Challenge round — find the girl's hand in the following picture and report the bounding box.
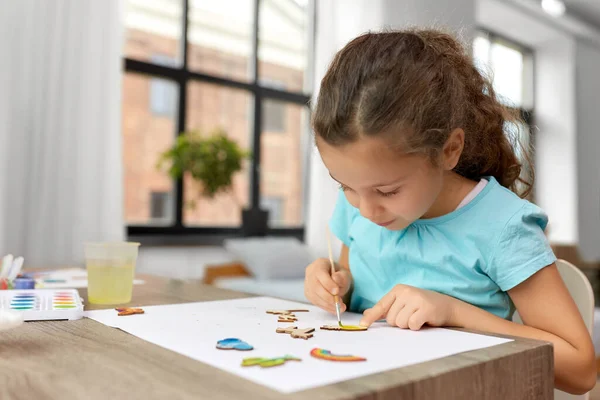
[359,284,457,329]
[304,258,352,314]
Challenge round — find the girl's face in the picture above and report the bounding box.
[317,135,449,231]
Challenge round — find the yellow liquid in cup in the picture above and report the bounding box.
[87,260,135,304]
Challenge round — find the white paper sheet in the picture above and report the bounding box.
[31,268,145,289]
[85,296,511,393]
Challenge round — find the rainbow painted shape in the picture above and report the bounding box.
[241,355,301,368]
[310,348,366,362]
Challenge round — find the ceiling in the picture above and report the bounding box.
[564,0,600,29]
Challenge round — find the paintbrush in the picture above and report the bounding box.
[326,228,343,327]
[0,254,14,279]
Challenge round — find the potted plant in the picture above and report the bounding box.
[157,129,269,236]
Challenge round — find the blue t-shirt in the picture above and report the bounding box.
[329,176,557,320]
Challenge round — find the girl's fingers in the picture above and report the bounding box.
[407,309,427,331]
[385,298,406,326]
[316,268,340,296]
[395,305,419,329]
[360,291,397,326]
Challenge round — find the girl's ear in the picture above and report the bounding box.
[442,128,464,170]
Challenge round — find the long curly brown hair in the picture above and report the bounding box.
[312,29,533,198]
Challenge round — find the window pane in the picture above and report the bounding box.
[188,0,254,82]
[124,0,183,66]
[259,0,310,93]
[473,34,490,74]
[261,101,307,227]
[184,82,252,226]
[122,73,178,225]
[263,99,286,132]
[490,41,524,107]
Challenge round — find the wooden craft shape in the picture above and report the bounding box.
[320,324,368,331]
[266,309,309,315]
[115,307,145,316]
[276,325,315,340]
[277,314,298,323]
[310,348,366,362]
[241,355,301,368]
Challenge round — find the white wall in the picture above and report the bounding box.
[535,36,579,244]
[305,0,476,257]
[575,41,600,261]
[0,17,8,253]
[383,0,475,39]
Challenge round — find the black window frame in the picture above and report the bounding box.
[125,0,314,245]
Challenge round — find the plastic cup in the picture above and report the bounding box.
[84,242,140,305]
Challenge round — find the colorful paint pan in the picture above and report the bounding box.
[0,289,83,321]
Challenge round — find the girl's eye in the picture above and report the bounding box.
[377,189,399,197]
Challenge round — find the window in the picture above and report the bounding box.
[263,99,286,132]
[260,196,284,226]
[473,31,534,109]
[474,30,535,197]
[150,78,177,117]
[122,0,314,241]
[150,192,172,221]
[150,55,178,116]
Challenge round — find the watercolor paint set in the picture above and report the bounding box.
[0,289,84,321]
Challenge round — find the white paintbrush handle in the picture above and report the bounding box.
[0,254,14,279]
[7,257,24,281]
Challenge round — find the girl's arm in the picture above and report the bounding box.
[449,263,596,394]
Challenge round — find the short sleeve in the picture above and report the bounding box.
[329,190,358,247]
[486,203,557,291]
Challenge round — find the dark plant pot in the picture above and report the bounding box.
[241,208,269,237]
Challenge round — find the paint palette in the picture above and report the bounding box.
[0,289,83,321]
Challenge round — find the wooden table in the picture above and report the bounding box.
[0,274,553,400]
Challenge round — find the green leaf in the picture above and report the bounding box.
[156,128,251,203]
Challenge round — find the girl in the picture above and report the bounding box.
[304,29,596,394]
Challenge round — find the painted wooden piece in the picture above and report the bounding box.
[216,338,253,351]
[320,324,368,331]
[310,348,366,362]
[241,355,301,368]
[115,307,145,316]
